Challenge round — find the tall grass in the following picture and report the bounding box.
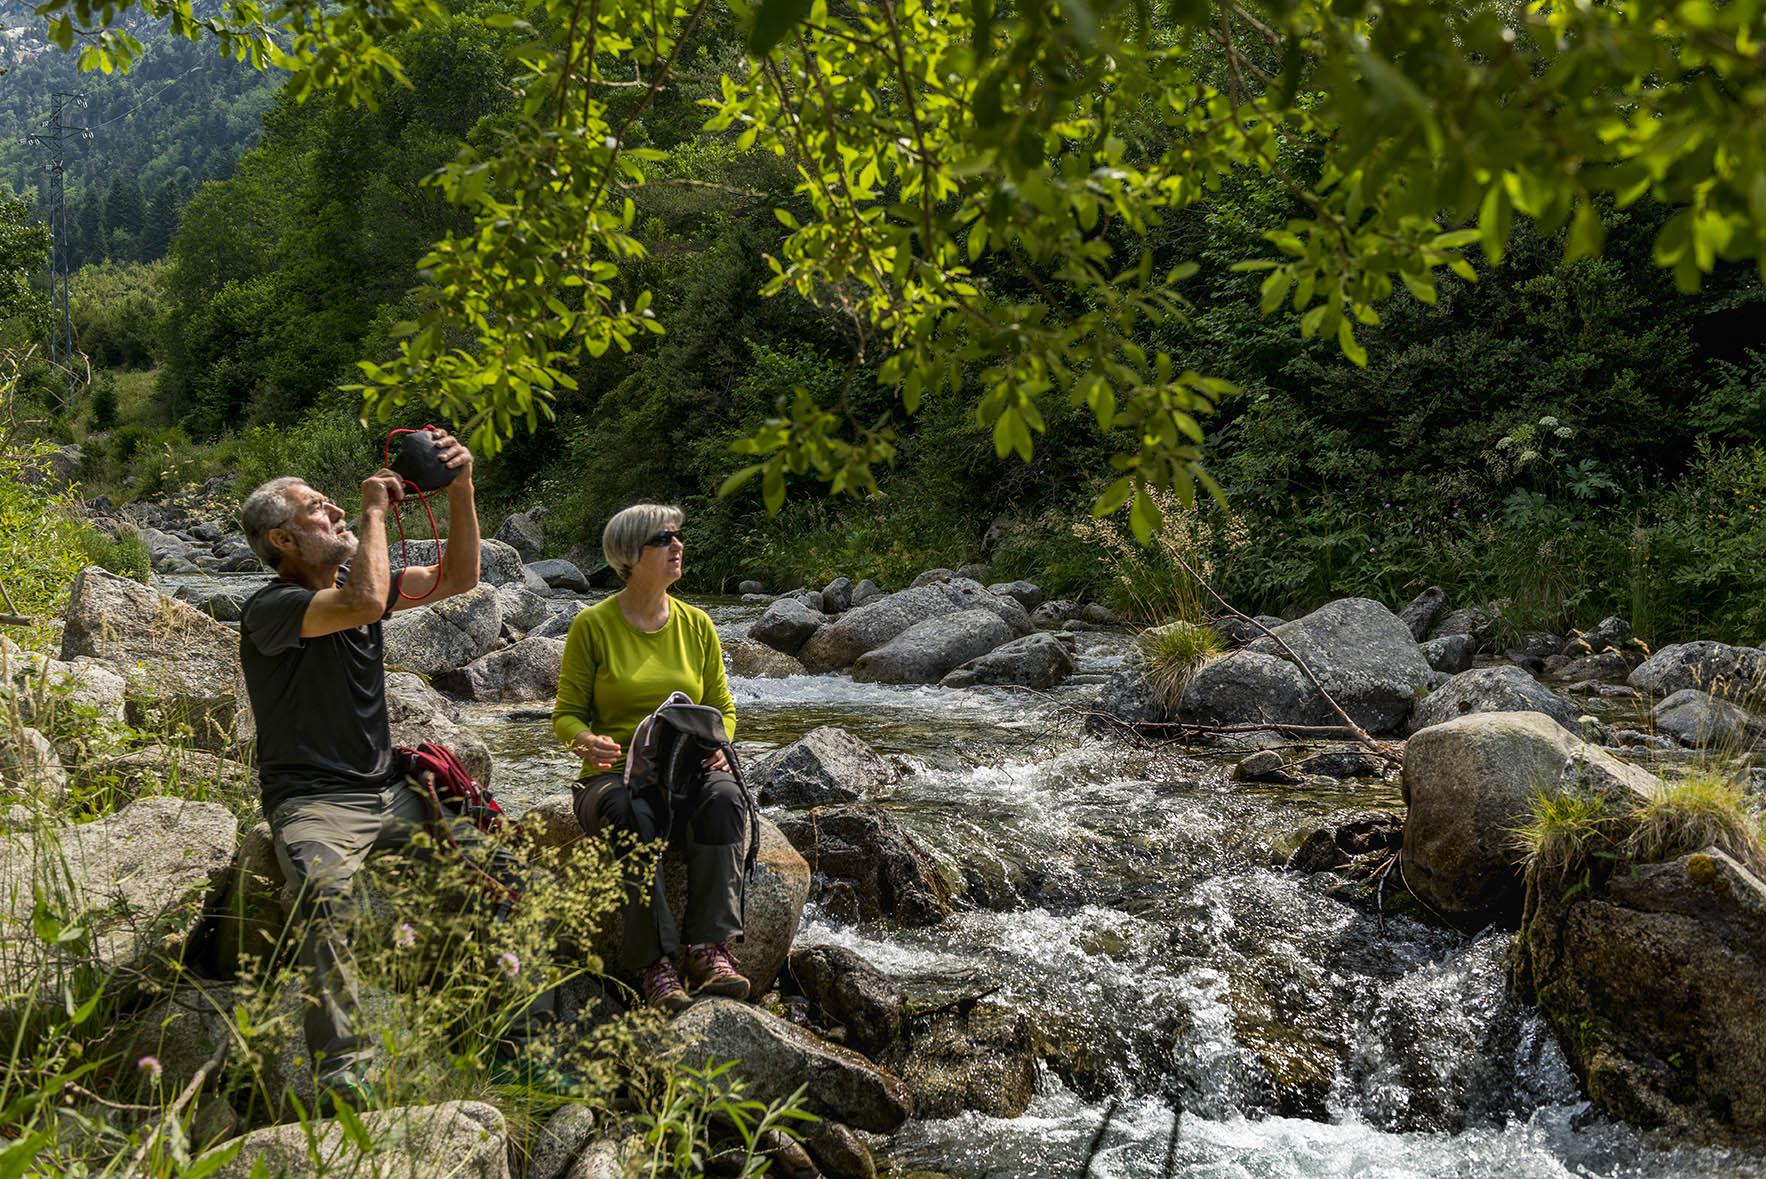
[1138,621,1224,715]
[1518,769,1766,883]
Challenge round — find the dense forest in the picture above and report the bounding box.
[5,2,1766,644]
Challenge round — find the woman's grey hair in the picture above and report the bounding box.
[602,503,683,581]
[240,476,306,569]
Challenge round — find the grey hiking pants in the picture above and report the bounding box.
[573,770,747,973]
[269,780,553,1082]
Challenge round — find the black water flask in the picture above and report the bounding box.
[389,428,460,493]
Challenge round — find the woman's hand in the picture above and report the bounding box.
[571,730,622,771]
[702,748,729,772]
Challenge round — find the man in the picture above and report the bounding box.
[237,429,547,1104]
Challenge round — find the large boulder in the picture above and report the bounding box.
[786,943,906,1058]
[77,744,252,802]
[987,581,1044,612]
[852,610,1015,685]
[433,636,566,702]
[495,584,554,634]
[1513,846,1766,1139]
[1420,634,1476,676]
[664,999,912,1133]
[1177,651,1329,729]
[1652,688,1766,750]
[752,727,895,808]
[60,566,246,752]
[1246,598,1432,734]
[0,797,237,1011]
[390,537,545,590]
[204,1101,510,1179]
[941,632,1075,690]
[848,579,884,608]
[0,726,66,797]
[775,805,952,927]
[1628,641,1766,698]
[1398,586,1446,641]
[723,639,806,679]
[821,577,854,614]
[1408,666,1582,735]
[799,581,1027,673]
[1429,604,1499,648]
[1087,653,1169,732]
[384,584,502,677]
[385,672,494,785]
[521,798,808,996]
[528,559,591,595]
[2,650,127,732]
[750,599,828,658]
[1566,615,1633,656]
[1401,712,1659,925]
[494,506,547,562]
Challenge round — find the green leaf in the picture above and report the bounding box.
[1337,318,1367,367]
[1093,476,1134,517]
[748,0,813,55]
[1478,183,1512,266]
[0,1132,54,1179]
[1259,269,1292,315]
[717,464,764,498]
[1128,486,1161,544]
[1564,200,1605,263]
[1400,271,1436,305]
[182,1142,245,1179]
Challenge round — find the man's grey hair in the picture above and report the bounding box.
[240,476,306,569]
[602,503,683,581]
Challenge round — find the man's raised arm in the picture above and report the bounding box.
[391,429,478,609]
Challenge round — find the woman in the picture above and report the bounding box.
[552,503,747,1012]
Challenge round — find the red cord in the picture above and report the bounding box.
[383,426,446,602]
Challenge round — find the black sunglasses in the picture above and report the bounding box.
[643,529,685,548]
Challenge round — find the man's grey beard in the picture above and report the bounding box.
[294,527,358,567]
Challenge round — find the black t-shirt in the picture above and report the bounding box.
[239,569,404,815]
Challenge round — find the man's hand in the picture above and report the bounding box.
[361,468,405,512]
[427,428,473,480]
[702,749,730,772]
[572,731,622,771]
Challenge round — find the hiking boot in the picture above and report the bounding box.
[684,942,750,1000]
[639,957,692,1013]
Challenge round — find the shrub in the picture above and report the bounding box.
[1137,620,1224,715]
[0,443,93,644]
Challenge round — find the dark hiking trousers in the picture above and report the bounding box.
[269,780,554,1083]
[573,769,747,973]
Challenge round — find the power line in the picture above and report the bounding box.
[85,62,206,133]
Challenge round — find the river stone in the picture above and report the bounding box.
[821,577,853,613]
[987,580,1044,612]
[385,672,494,785]
[0,726,66,797]
[776,805,953,927]
[849,579,883,607]
[528,1104,598,1179]
[877,1003,1035,1120]
[1408,666,1581,735]
[1566,616,1633,656]
[1214,614,1287,648]
[391,536,546,591]
[664,998,913,1132]
[1087,654,1169,732]
[738,579,768,595]
[521,798,807,996]
[495,584,554,634]
[1177,651,1329,729]
[911,569,954,587]
[1401,712,1660,925]
[1513,846,1766,1139]
[724,638,806,679]
[786,943,907,1057]
[433,636,565,702]
[203,1100,509,1178]
[1233,749,1295,784]
[1421,634,1476,675]
[60,565,247,752]
[1296,748,1388,780]
[802,1121,875,1179]
[1652,688,1766,750]
[1628,640,1766,698]
[753,726,895,808]
[941,632,1075,690]
[799,586,957,672]
[1429,604,1499,647]
[494,507,547,561]
[1246,597,1433,734]
[0,797,237,1011]
[1398,586,1446,641]
[1031,599,1081,627]
[750,599,828,657]
[384,584,503,676]
[529,559,591,594]
[852,609,1015,685]
[1548,650,1631,684]
[784,587,827,613]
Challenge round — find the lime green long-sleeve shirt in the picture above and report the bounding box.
[551,594,736,769]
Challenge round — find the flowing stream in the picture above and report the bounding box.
[166,573,1766,1177]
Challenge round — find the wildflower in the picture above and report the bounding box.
[394,923,416,950]
[498,951,521,978]
[138,1056,162,1084]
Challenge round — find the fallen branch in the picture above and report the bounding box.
[0,613,33,627]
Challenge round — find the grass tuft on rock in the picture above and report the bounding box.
[1138,620,1224,715]
[1514,788,1624,879]
[1626,771,1765,873]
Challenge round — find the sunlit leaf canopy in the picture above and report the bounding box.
[32,0,1766,538]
